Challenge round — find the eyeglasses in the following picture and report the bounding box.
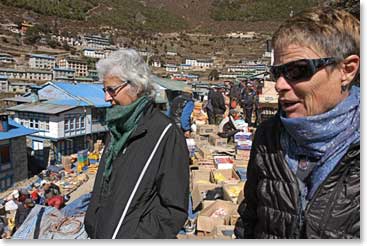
[102,81,129,97]
[269,57,337,83]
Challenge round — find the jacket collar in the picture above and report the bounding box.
[129,101,155,139]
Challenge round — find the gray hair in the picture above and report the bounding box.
[96,48,155,99]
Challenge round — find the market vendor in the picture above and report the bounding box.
[218,109,244,143]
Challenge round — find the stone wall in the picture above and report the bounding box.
[11,136,28,182]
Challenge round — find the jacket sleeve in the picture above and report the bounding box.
[181,101,194,131]
[134,126,190,238]
[235,133,260,239]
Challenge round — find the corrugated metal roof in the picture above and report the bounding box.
[30,54,55,60]
[52,82,111,108]
[0,119,38,141]
[151,76,188,91]
[7,102,78,114]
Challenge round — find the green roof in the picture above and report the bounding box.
[151,75,188,91]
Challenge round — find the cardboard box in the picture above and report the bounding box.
[196,200,238,233]
[230,212,240,226]
[197,125,217,136]
[211,168,240,185]
[223,182,245,204]
[211,225,235,239]
[201,200,216,210]
[194,135,209,142]
[191,183,222,210]
[233,159,249,169]
[191,169,212,190]
[197,145,213,160]
[235,149,250,156]
[214,156,234,170]
[208,134,227,147]
[62,156,72,171]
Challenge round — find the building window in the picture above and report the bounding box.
[64,119,69,131]
[70,118,74,130]
[80,116,85,129]
[0,145,10,164]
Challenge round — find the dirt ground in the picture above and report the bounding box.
[67,173,96,203]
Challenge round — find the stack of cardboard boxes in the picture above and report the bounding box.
[186,123,253,238]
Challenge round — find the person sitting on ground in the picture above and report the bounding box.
[14,198,34,232]
[46,195,70,210]
[218,109,244,143]
[42,182,61,200]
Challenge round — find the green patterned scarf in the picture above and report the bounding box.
[104,96,150,180]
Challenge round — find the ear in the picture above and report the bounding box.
[340,55,360,86]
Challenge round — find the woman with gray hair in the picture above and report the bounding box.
[235,7,359,239]
[84,48,190,239]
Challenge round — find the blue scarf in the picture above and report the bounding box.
[280,86,360,199]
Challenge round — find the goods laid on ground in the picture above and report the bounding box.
[182,121,255,239]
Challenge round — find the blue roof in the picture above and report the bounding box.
[0,119,38,141]
[30,54,55,60]
[0,75,8,80]
[52,82,111,107]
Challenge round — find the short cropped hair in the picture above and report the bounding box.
[272,7,359,61]
[96,48,155,99]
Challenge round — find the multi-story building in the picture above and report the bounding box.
[83,35,112,50]
[6,81,110,168]
[29,54,56,70]
[83,48,106,59]
[53,67,75,80]
[57,58,88,77]
[0,68,52,81]
[8,81,36,94]
[184,58,214,69]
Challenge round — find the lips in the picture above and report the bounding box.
[280,99,300,111]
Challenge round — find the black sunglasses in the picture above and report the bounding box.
[102,81,129,96]
[269,57,337,83]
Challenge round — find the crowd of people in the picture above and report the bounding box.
[0,180,70,238]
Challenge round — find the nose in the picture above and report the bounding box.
[275,76,292,93]
[104,92,113,102]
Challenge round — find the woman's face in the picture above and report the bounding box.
[103,74,137,106]
[274,44,346,118]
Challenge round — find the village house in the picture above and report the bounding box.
[6,82,110,170]
[164,64,178,73]
[28,54,56,70]
[0,113,37,191]
[57,58,88,77]
[8,81,36,94]
[184,58,214,70]
[0,68,52,81]
[82,48,106,59]
[0,75,8,92]
[0,53,16,64]
[53,67,75,80]
[83,35,112,50]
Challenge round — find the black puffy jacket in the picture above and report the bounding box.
[235,116,360,239]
